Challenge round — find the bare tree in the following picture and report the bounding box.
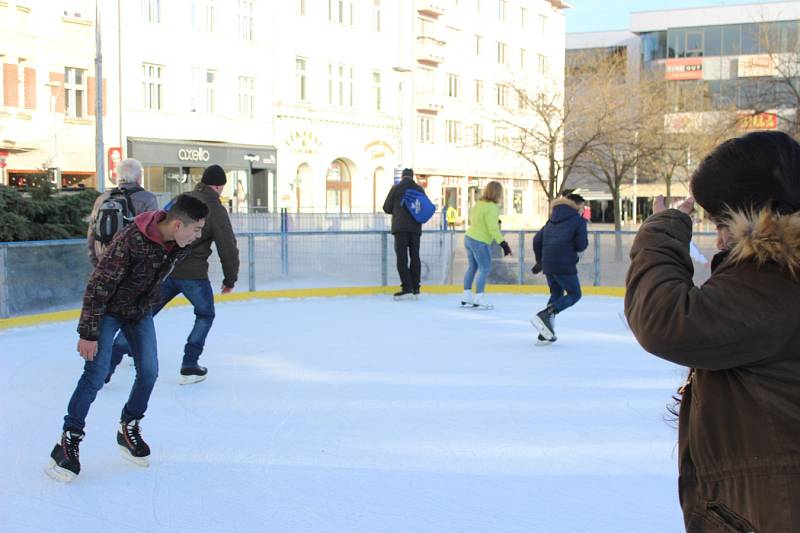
[482,51,629,202]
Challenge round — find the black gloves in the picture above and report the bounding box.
[500,241,512,256]
[531,263,542,274]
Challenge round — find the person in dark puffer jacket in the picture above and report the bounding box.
[383,168,425,299]
[530,194,589,343]
[46,194,207,483]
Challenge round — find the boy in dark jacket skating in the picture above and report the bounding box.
[46,194,207,483]
[531,194,589,343]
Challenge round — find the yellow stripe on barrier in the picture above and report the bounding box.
[0,285,625,331]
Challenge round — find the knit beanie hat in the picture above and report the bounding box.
[691,131,800,218]
[201,164,227,186]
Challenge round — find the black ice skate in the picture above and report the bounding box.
[117,418,150,467]
[531,305,557,341]
[46,429,84,483]
[180,365,208,385]
[393,290,415,301]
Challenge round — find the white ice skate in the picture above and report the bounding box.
[45,459,77,483]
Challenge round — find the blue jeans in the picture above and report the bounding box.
[463,236,493,293]
[110,278,215,374]
[64,312,157,431]
[545,273,582,314]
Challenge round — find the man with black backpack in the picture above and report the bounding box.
[87,158,159,266]
[383,168,433,300]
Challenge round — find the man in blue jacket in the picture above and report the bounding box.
[531,193,589,343]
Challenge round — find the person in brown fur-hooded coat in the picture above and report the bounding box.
[625,131,800,532]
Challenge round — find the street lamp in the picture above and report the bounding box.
[44,80,63,189]
[392,66,413,173]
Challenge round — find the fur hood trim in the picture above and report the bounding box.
[550,197,580,211]
[726,209,800,277]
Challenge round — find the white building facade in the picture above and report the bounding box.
[1,0,568,226]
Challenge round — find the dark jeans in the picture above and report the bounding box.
[394,232,421,292]
[110,277,215,375]
[464,235,492,293]
[545,273,582,314]
[64,312,157,431]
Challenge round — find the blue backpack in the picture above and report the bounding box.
[401,188,436,224]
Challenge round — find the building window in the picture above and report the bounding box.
[189,68,201,112]
[141,63,162,111]
[472,123,483,147]
[446,120,462,144]
[475,34,482,56]
[238,0,254,41]
[498,0,507,22]
[418,67,435,93]
[373,0,381,32]
[64,67,87,118]
[497,42,508,65]
[328,63,354,107]
[494,126,508,146]
[475,0,480,12]
[519,48,527,71]
[326,159,351,213]
[298,0,305,16]
[418,115,433,143]
[513,189,523,214]
[419,17,434,38]
[496,84,508,107]
[538,54,548,76]
[205,70,216,113]
[329,0,354,26]
[539,14,546,34]
[296,57,308,102]
[447,74,461,99]
[142,0,160,23]
[372,71,382,111]
[474,79,483,104]
[238,76,255,118]
[520,7,527,28]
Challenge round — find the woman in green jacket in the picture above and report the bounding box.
[461,181,512,308]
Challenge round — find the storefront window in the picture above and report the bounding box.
[513,189,523,214]
[326,158,351,213]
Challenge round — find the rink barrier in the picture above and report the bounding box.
[0,284,625,331]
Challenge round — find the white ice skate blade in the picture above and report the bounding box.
[459,302,493,310]
[179,374,207,385]
[393,294,415,301]
[45,459,76,483]
[530,317,555,340]
[118,446,149,467]
[535,339,556,346]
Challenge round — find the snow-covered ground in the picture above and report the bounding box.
[0,294,686,533]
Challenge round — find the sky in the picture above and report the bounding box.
[565,0,776,33]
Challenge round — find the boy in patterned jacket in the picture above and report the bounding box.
[46,194,208,483]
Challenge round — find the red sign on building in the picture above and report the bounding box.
[108,147,122,183]
[665,58,703,81]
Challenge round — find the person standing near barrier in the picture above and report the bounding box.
[47,195,207,482]
[383,168,424,300]
[446,204,457,230]
[107,164,240,385]
[460,181,512,309]
[87,158,159,266]
[530,193,588,344]
[626,131,800,532]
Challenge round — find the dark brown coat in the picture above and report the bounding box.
[625,208,800,533]
[170,183,239,288]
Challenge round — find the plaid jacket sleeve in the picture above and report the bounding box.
[77,229,133,340]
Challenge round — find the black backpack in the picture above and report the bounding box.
[94,187,139,245]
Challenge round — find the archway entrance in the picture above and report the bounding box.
[326,158,353,213]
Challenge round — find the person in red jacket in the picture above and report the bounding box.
[46,194,207,483]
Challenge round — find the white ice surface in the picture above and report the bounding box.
[0,294,686,533]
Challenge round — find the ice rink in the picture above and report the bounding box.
[0,293,686,533]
